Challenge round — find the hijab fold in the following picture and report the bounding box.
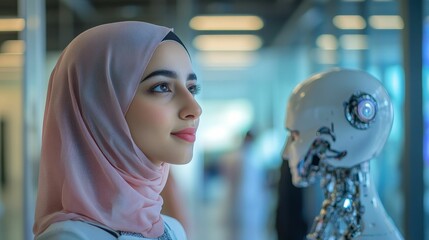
[34,21,172,238]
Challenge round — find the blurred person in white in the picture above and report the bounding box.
[282,69,403,239]
[33,21,202,240]
[232,130,269,240]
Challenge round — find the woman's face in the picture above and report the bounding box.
[125,40,202,165]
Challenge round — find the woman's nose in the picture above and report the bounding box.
[179,93,202,120]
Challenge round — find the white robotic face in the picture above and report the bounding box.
[281,69,393,187]
[282,129,307,186]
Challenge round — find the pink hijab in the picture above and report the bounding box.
[34,21,172,238]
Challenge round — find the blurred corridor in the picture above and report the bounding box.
[1,0,429,239]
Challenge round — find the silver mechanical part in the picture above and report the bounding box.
[344,92,377,130]
[295,125,347,187]
[306,164,366,240]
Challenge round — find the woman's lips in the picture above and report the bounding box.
[171,128,196,143]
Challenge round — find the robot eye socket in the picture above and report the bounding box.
[344,92,377,130]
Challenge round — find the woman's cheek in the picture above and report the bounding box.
[144,106,171,125]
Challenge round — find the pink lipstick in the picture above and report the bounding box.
[171,128,196,143]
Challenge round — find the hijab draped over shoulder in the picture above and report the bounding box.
[34,21,172,238]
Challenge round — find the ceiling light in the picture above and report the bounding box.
[369,15,403,29]
[316,34,338,50]
[0,53,23,68]
[1,40,25,53]
[339,34,368,50]
[196,52,257,68]
[189,15,263,31]
[193,35,262,51]
[333,15,366,30]
[0,18,25,31]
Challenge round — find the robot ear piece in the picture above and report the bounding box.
[344,92,377,130]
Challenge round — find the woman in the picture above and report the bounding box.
[33,21,202,239]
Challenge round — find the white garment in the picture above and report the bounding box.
[35,215,186,240]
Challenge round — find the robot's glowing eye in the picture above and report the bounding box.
[344,92,377,130]
[357,99,376,122]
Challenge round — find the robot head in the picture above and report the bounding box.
[282,69,393,187]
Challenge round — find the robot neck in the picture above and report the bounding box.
[307,161,403,239]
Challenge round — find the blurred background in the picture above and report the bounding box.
[0,0,427,239]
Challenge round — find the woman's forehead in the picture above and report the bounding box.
[144,41,192,72]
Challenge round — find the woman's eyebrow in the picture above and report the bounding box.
[142,70,176,82]
[141,70,198,82]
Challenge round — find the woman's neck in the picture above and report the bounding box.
[306,161,403,240]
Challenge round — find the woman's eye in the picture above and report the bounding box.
[188,84,201,95]
[151,83,171,93]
